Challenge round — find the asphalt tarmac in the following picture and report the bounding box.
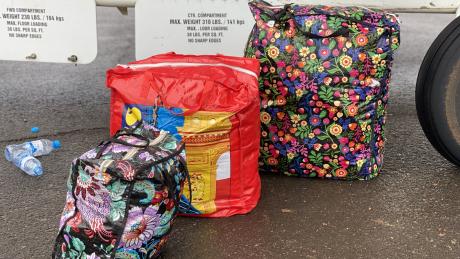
[0,8,459,259]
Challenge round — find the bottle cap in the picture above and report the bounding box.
[52,140,62,149]
[4,148,12,162]
[31,127,40,133]
[33,166,43,176]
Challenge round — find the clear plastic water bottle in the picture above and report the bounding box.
[5,139,61,158]
[4,139,60,176]
[4,149,43,176]
[26,139,61,156]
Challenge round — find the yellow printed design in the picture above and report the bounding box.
[125,107,142,126]
[179,111,233,214]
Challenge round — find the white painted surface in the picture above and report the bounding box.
[96,0,136,8]
[266,0,459,9]
[98,0,459,12]
[0,0,97,64]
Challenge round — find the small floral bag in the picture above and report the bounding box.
[53,122,189,258]
[245,0,400,180]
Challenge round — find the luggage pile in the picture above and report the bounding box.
[54,0,400,257]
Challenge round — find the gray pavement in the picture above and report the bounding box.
[0,8,459,259]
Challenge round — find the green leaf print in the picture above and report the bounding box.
[328,40,337,50]
[305,59,321,73]
[327,67,342,75]
[259,30,266,40]
[316,135,329,141]
[260,149,270,158]
[109,201,126,222]
[308,151,323,165]
[327,17,341,30]
[260,14,271,23]
[107,180,127,201]
[245,45,255,57]
[318,86,334,103]
[69,250,79,258]
[351,11,364,20]
[319,110,328,118]
[340,97,352,107]
[163,140,177,150]
[71,237,85,252]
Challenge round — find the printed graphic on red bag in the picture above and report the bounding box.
[107,53,261,217]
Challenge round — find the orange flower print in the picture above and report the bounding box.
[276,95,287,106]
[329,124,343,136]
[324,77,332,85]
[356,34,368,47]
[347,104,358,117]
[277,111,285,119]
[335,168,348,178]
[293,69,301,77]
[317,168,327,177]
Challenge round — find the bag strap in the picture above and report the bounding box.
[96,121,150,159]
[264,4,350,39]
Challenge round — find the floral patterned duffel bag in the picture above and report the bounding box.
[245,0,400,180]
[53,122,189,258]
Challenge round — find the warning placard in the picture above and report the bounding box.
[135,0,255,59]
[0,0,97,64]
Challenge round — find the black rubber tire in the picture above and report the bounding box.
[416,16,460,166]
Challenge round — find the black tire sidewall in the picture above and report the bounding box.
[416,16,460,165]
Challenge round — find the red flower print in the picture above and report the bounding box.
[267,157,278,165]
[276,95,287,106]
[115,160,135,181]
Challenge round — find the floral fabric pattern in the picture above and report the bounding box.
[53,122,187,258]
[245,0,400,180]
[119,206,161,249]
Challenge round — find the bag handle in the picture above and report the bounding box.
[96,121,150,159]
[258,2,350,39]
[299,26,350,39]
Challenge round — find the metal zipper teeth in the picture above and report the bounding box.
[117,62,258,79]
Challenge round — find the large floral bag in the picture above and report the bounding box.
[53,122,188,258]
[245,0,400,180]
[106,53,261,217]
